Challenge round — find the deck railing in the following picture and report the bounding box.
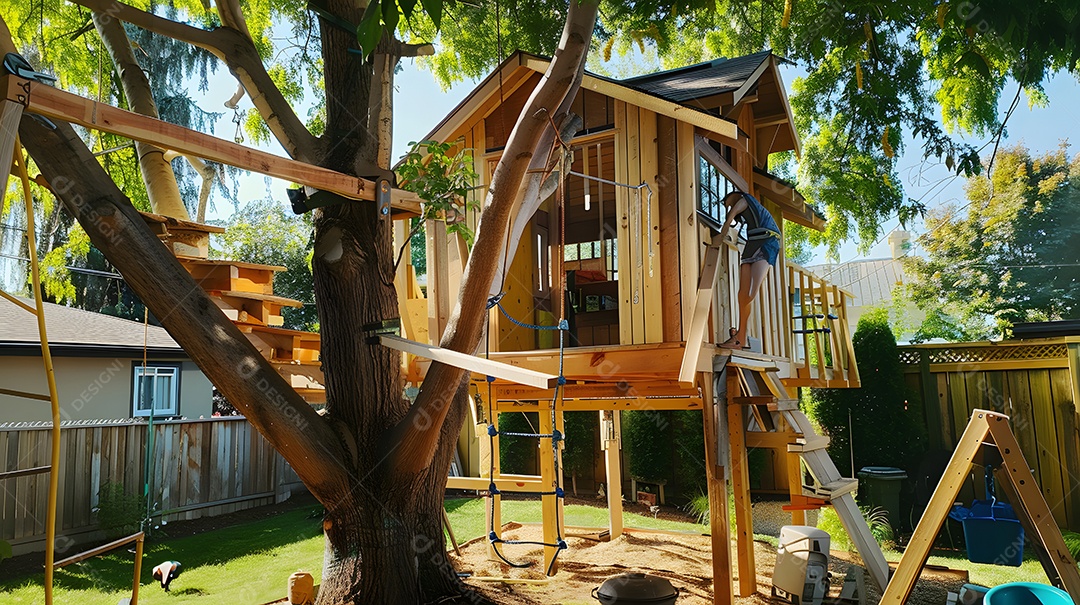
[786,261,859,387]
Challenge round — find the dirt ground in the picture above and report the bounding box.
[458,523,968,605]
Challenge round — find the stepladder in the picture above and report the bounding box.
[881,409,1080,604]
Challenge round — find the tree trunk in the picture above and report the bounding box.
[93,11,190,220]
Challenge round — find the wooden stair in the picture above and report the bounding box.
[142,213,325,404]
[755,367,889,592]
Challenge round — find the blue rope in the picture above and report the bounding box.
[497,303,567,332]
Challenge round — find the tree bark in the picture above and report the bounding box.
[389,0,600,475]
[93,11,190,220]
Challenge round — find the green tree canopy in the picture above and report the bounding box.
[904,143,1080,341]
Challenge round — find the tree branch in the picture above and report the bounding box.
[395,41,435,57]
[69,0,318,161]
[18,114,352,503]
[93,10,190,220]
[386,0,601,475]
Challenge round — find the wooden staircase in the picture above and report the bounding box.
[729,357,889,592]
[142,212,325,404]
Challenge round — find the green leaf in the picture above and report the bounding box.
[399,0,419,19]
[383,0,400,33]
[356,0,384,58]
[420,0,443,30]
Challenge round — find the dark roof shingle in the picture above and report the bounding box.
[0,296,180,350]
[620,51,772,103]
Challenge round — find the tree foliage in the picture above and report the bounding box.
[600,1,1080,256]
[213,199,318,331]
[904,144,1080,340]
[807,308,926,473]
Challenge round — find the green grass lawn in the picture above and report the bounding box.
[0,497,1058,603]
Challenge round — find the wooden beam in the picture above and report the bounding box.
[4,76,422,215]
[0,465,50,480]
[492,397,703,412]
[601,410,623,538]
[679,244,722,384]
[520,56,739,141]
[881,412,991,604]
[445,475,545,492]
[727,372,756,596]
[987,414,1080,598]
[0,387,51,402]
[701,374,734,605]
[379,335,559,389]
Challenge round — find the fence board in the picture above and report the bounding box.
[0,417,304,552]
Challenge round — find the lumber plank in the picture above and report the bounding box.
[679,244,722,384]
[656,114,682,342]
[379,335,559,389]
[4,76,422,214]
[727,372,756,596]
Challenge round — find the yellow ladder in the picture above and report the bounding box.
[0,134,62,604]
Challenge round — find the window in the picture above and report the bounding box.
[698,152,736,230]
[132,363,181,417]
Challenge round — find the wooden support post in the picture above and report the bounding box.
[786,450,807,526]
[131,533,144,605]
[539,401,560,575]
[986,415,1080,598]
[701,372,734,605]
[881,412,992,604]
[479,390,502,561]
[727,370,756,596]
[601,410,623,538]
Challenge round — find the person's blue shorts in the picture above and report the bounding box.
[741,236,780,266]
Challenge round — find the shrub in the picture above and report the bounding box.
[623,410,674,483]
[562,412,597,495]
[672,410,706,498]
[815,504,897,553]
[808,308,926,474]
[95,482,146,538]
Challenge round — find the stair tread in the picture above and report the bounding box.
[214,290,304,307]
[177,257,287,272]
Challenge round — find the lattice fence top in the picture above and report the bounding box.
[898,343,1068,365]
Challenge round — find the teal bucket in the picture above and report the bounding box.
[984,582,1072,605]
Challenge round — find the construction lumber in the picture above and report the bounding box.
[379,335,559,389]
[679,244,722,384]
[700,374,734,605]
[3,75,422,215]
[601,410,623,538]
[521,56,739,141]
[445,476,545,492]
[727,371,756,596]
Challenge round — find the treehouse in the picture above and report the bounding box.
[390,51,888,602]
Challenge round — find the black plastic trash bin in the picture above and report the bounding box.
[858,466,907,528]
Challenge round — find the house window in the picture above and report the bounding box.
[698,152,736,229]
[132,363,181,417]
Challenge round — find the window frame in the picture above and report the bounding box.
[130,361,182,418]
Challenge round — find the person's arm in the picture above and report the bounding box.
[717,192,748,245]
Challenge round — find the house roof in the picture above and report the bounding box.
[621,51,773,103]
[805,258,907,305]
[0,296,186,357]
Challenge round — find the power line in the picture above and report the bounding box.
[0,252,125,280]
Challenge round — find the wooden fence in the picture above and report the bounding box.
[0,417,304,555]
[899,340,1080,531]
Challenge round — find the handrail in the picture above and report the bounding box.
[54,532,144,605]
[786,262,859,386]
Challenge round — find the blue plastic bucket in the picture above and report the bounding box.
[984,582,1072,605]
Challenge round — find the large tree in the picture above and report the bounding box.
[4,1,1080,603]
[904,143,1080,340]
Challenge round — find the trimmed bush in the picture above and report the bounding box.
[95,482,146,538]
[807,308,926,474]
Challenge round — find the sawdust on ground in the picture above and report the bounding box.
[458,523,966,605]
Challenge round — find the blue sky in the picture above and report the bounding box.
[197,52,1080,265]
